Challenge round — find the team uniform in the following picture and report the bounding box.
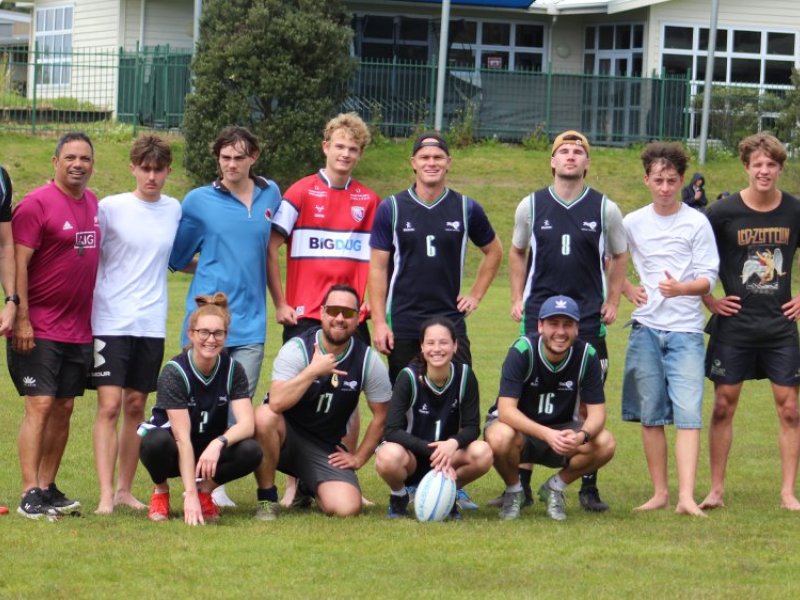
[169,176,281,396]
[383,362,480,485]
[704,192,800,384]
[0,166,11,222]
[274,170,379,342]
[270,328,392,492]
[90,191,181,391]
[621,202,719,428]
[7,181,100,397]
[512,186,626,370]
[370,186,496,377]
[488,335,605,467]
[139,351,262,485]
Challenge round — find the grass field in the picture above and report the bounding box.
[0,133,798,599]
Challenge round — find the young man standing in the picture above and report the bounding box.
[0,165,17,516]
[268,112,379,345]
[621,142,719,517]
[485,295,615,521]
[169,126,281,507]
[253,285,392,520]
[700,134,800,511]
[11,132,100,519]
[368,132,502,381]
[502,130,627,511]
[90,135,181,514]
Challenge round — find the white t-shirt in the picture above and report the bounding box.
[92,192,181,337]
[623,202,719,333]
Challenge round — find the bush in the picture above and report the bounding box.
[182,0,356,188]
[694,86,781,151]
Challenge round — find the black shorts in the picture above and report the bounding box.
[389,335,471,384]
[484,416,580,469]
[282,318,371,346]
[705,338,800,385]
[7,338,92,397]
[276,421,360,494]
[89,335,165,391]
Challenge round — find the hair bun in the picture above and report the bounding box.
[194,292,228,309]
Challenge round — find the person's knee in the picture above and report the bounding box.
[375,442,406,477]
[485,422,515,453]
[711,391,739,423]
[255,404,282,438]
[317,485,361,517]
[140,428,174,460]
[123,391,147,417]
[595,429,616,463]
[775,394,800,427]
[468,440,494,471]
[237,438,264,471]
[52,398,75,422]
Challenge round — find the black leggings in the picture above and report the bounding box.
[140,428,263,485]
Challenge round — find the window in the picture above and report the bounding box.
[660,24,797,87]
[358,15,431,63]
[584,24,644,76]
[34,5,73,86]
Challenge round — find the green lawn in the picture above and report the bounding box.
[0,134,797,599]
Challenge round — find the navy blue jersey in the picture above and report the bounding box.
[521,186,607,338]
[384,362,480,457]
[0,166,11,222]
[370,186,496,339]
[283,328,371,449]
[493,335,604,426]
[151,351,249,456]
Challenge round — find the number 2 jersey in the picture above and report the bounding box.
[491,335,605,425]
[273,171,379,322]
[369,186,496,339]
[383,361,480,457]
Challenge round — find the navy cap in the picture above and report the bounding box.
[538,295,580,322]
[412,131,450,156]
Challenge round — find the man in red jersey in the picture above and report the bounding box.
[268,112,378,345]
[267,112,380,508]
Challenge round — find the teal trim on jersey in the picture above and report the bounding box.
[408,185,449,209]
[402,368,419,412]
[599,193,609,338]
[165,360,191,396]
[187,351,221,386]
[458,364,469,400]
[547,185,590,209]
[424,363,455,395]
[226,358,235,396]
[578,343,590,383]
[386,196,398,330]
[537,336,573,373]
[459,194,468,290]
[512,336,535,381]
[316,329,354,363]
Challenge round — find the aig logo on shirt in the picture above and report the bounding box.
[75,231,96,249]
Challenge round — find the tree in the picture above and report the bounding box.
[775,69,800,152]
[183,0,356,188]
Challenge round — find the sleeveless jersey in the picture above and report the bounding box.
[283,328,371,448]
[522,186,607,338]
[397,362,471,443]
[386,188,471,338]
[275,171,379,322]
[494,335,604,426]
[150,352,237,455]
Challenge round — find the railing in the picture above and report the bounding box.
[0,47,697,144]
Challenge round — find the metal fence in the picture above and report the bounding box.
[0,46,694,143]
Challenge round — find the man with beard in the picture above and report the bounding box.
[252,285,391,519]
[485,295,615,521]
[497,130,627,512]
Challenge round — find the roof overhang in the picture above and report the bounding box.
[528,0,671,15]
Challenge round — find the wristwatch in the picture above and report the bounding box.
[5,294,19,305]
[216,435,229,448]
[579,429,591,444]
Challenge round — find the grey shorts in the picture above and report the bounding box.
[485,415,581,469]
[277,421,360,494]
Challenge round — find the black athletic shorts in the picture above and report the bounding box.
[277,421,360,494]
[7,338,92,397]
[705,338,800,385]
[484,416,581,469]
[89,335,165,391]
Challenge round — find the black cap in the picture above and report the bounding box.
[412,131,450,156]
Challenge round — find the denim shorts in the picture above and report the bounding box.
[621,323,705,429]
[228,343,264,399]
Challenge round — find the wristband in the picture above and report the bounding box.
[216,435,229,449]
[579,429,591,444]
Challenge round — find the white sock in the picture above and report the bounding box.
[506,481,523,494]
[211,485,237,507]
[548,474,568,492]
[390,489,408,497]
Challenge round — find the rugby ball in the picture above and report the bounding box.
[414,469,457,522]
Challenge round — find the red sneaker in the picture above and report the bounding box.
[148,491,170,522]
[0,505,8,515]
[198,492,220,522]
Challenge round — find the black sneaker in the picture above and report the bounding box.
[42,483,81,515]
[579,487,609,512]
[387,493,409,518]
[447,502,462,521]
[17,487,58,521]
[523,483,534,508]
[290,480,313,510]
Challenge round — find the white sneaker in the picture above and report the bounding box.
[211,485,236,507]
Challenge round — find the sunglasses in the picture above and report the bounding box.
[323,305,358,319]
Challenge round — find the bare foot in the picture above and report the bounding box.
[94,499,114,515]
[633,496,669,511]
[114,491,147,511]
[698,492,725,510]
[280,482,297,508]
[361,495,374,507]
[780,495,800,511]
[675,501,707,517]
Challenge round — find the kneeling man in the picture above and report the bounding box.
[253,284,391,519]
[486,295,615,521]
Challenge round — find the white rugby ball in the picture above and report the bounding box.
[414,469,457,522]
